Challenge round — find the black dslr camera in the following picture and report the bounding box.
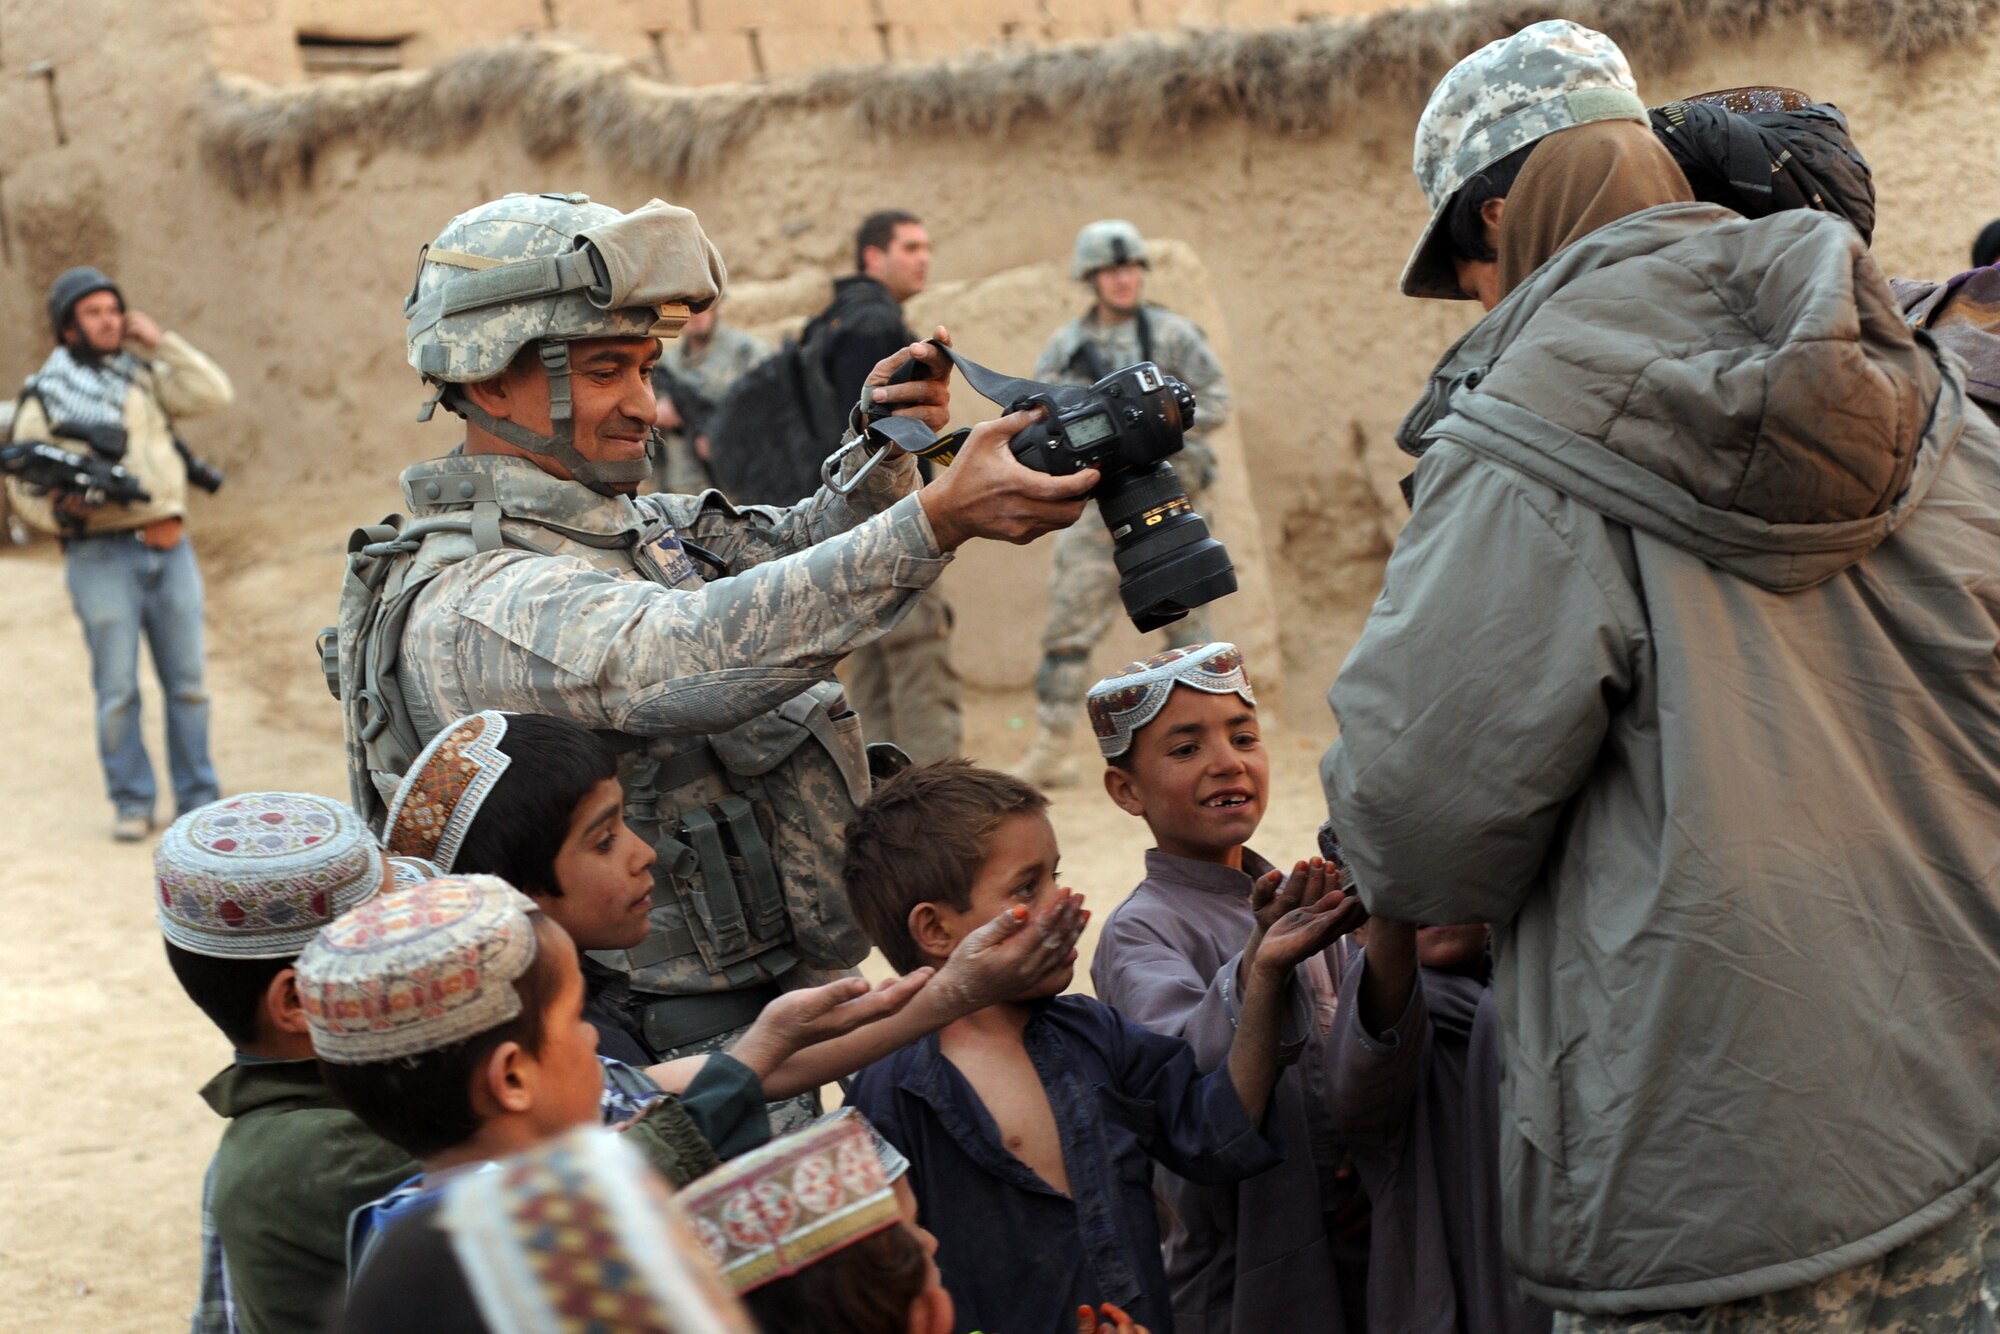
[1002,360,1234,632]
[853,343,1236,633]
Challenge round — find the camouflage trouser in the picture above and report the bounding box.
[1034,447,1216,731]
[1557,1182,2000,1334]
[653,1022,822,1136]
[842,589,962,764]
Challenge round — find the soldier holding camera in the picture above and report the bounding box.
[7,266,233,841]
[333,193,1093,1123]
[1013,221,1234,789]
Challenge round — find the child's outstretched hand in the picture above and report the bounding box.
[727,970,933,1080]
[1246,858,1366,978]
[931,889,1089,1012]
[1077,1302,1149,1334]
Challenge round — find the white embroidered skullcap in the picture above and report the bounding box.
[296,874,542,1065]
[155,793,385,959]
[1085,642,1256,758]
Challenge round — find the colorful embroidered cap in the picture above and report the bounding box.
[1403,20,1648,298]
[296,874,543,1065]
[1086,642,1256,759]
[1681,85,1810,114]
[156,793,386,960]
[437,1126,753,1334]
[384,711,513,873]
[677,1109,903,1295]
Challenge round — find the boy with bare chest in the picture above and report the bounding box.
[843,760,1353,1334]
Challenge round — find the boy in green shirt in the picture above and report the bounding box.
[158,792,419,1334]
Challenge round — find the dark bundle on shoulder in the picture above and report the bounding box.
[1650,85,1875,244]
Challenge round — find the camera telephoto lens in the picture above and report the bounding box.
[1097,461,1237,632]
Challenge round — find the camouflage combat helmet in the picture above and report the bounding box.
[404,191,727,494]
[1401,20,1648,300]
[1072,219,1150,281]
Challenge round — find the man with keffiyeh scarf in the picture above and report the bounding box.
[7,265,234,841]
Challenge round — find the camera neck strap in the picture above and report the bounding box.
[820,338,1098,495]
[863,340,1043,456]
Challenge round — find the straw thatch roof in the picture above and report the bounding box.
[199,0,1997,198]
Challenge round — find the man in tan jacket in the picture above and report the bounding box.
[8,266,234,840]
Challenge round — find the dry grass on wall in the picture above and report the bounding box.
[198,0,1998,198]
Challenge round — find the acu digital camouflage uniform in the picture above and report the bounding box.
[1023,226,1233,774]
[651,321,770,495]
[332,195,947,1128]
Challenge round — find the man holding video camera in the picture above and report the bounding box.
[7,266,233,841]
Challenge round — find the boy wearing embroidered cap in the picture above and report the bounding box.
[680,1109,954,1334]
[298,874,766,1275]
[842,758,1354,1334]
[383,709,1091,1113]
[156,792,417,1334]
[337,1125,755,1334]
[1085,644,1371,1334]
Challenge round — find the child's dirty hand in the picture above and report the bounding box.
[1250,857,1332,931]
[935,889,1089,1012]
[729,969,934,1078]
[1250,873,1367,977]
[1077,1302,1149,1334]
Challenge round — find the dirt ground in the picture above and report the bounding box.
[0,531,1344,1332]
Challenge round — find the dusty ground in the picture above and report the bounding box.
[0,532,1344,1332]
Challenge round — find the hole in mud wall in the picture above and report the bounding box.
[296,31,408,77]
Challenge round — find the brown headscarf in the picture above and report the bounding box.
[1496,119,1695,301]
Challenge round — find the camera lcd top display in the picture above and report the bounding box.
[1067,412,1116,448]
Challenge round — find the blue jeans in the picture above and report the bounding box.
[62,533,219,817]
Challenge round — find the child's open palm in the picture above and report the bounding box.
[1248,858,1366,975]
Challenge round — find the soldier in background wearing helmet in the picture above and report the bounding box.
[8,267,234,841]
[331,193,1094,1129]
[1011,221,1234,789]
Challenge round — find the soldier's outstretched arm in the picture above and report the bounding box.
[665,335,957,570]
[426,492,947,738]
[422,408,1094,739]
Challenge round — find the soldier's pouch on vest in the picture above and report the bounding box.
[709,681,870,969]
[632,681,871,982]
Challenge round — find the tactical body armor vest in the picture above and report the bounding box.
[323,454,872,1002]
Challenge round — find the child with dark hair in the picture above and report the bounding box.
[156,792,419,1334]
[384,710,659,1066]
[682,1110,953,1334]
[841,758,1356,1334]
[1086,644,1371,1334]
[385,711,1093,1107]
[299,874,777,1275]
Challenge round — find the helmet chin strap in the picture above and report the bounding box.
[440,342,650,497]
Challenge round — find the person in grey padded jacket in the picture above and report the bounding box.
[1322,20,2000,1332]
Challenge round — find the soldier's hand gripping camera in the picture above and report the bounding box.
[832,339,1237,632]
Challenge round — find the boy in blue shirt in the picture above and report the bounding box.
[843,759,1354,1334]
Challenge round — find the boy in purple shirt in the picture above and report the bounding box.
[1087,643,1370,1333]
[843,759,1353,1334]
